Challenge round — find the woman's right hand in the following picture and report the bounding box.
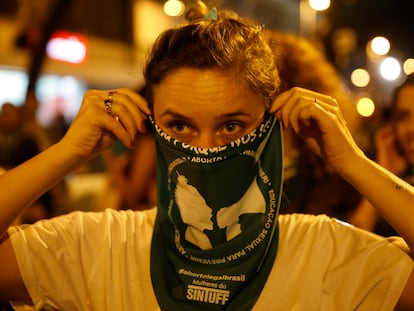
[60,88,151,160]
[270,87,363,176]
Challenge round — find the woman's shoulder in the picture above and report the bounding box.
[278,213,340,230]
[278,213,410,254]
[9,207,158,244]
[278,213,377,246]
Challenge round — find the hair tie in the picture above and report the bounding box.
[203,7,218,21]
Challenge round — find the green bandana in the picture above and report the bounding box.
[149,115,283,310]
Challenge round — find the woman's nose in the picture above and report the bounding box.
[193,133,221,149]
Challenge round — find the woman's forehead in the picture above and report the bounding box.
[153,68,258,104]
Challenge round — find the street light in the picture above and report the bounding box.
[164,0,185,17]
[369,36,390,56]
[308,0,330,11]
[351,68,370,88]
[379,56,401,81]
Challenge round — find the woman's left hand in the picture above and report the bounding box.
[269,87,363,174]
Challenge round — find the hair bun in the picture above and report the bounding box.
[185,0,209,22]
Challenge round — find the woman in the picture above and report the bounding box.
[0,5,413,310]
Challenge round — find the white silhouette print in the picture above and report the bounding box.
[175,171,266,249]
[175,173,214,250]
[216,178,265,241]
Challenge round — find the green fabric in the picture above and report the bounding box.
[150,115,283,310]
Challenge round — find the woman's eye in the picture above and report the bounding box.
[170,121,187,132]
[165,121,195,142]
[224,122,242,133]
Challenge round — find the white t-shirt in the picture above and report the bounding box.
[8,209,413,311]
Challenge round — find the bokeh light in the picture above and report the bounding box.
[370,36,390,56]
[356,97,375,117]
[350,68,370,87]
[308,0,331,11]
[379,56,401,81]
[403,58,414,75]
[163,0,185,17]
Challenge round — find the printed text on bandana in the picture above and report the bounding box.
[179,269,246,305]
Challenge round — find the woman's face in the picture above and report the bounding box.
[393,85,414,165]
[153,68,266,148]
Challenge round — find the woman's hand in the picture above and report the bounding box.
[61,88,151,160]
[269,87,363,174]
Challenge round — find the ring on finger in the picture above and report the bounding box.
[104,99,112,114]
[103,91,117,115]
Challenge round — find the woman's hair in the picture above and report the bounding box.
[143,4,280,107]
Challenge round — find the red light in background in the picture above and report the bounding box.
[46,30,88,64]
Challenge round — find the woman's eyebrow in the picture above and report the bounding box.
[159,109,192,121]
[159,109,252,120]
[215,111,252,120]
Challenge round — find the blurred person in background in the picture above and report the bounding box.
[103,133,157,211]
[0,101,66,225]
[20,90,52,151]
[0,103,25,154]
[103,87,157,211]
[350,73,414,236]
[0,103,53,225]
[264,30,362,221]
[0,146,52,225]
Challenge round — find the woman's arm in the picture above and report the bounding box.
[271,87,414,251]
[348,123,408,232]
[341,153,414,250]
[0,141,84,237]
[0,88,150,302]
[0,88,150,236]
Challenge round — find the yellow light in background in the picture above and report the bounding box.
[356,97,375,117]
[379,56,401,81]
[369,36,390,56]
[403,58,414,75]
[164,0,185,17]
[308,0,331,11]
[350,68,370,87]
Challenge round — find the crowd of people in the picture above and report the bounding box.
[0,2,414,310]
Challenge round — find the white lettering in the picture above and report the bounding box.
[186,285,230,305]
